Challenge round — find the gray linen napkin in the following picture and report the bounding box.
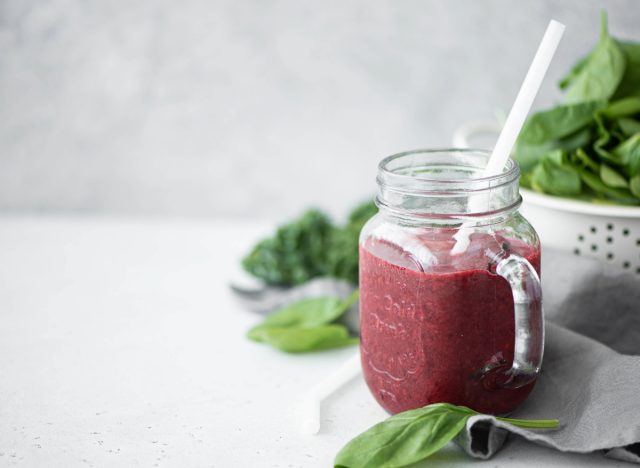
[232,249,640,462]
[457,249,640,464]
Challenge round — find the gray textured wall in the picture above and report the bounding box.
[1,0,638,220]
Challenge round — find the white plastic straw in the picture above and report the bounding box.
[298,352,361,435]
[452,19,565,254]
[484,20,566,176]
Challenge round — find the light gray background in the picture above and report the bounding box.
[1,0,639,221]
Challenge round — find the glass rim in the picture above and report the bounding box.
[378,148,520,189]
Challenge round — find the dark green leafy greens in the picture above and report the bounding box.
[334,403,559,468]
[515,12,640,205]
[241,209,334,286]
[242,201,375,352]
[242,200,377,286]
[247,290,359,353]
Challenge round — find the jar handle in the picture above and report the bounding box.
[486,248,544,389]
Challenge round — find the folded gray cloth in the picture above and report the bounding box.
[457,249,640,464]
[232,248,640,463]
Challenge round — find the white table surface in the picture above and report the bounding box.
[0,216,628,467]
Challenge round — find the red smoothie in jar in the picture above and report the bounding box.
[359,232,540,415]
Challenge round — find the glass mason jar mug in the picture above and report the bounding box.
[359,149,543,416]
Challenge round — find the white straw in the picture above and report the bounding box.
[484,20,565,176]
[298,352,361,435]
[452,20,565,254]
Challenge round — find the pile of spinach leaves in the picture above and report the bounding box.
[515,12,640,204]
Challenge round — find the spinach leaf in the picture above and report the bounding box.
[558,52,592,90]
[612,134,640,173]
[249,291,358,335]
[514,127,592,174]
[530,150,582,196]
[600,164,629,188]
[592,113,619,163]
[518,100,603,145]
[334,403,559,468]
[249,324,358,353]
[630,175,640,198]
[601,97,640,118]
[578,168,638,203]
[557,126,594,151]
[613,41,640,100]
[572,147,600,172]
[618,118,640,136]
[247,291,359,353]
[335,404,472,468]
[564,12,626,103]
[513,140,555,173]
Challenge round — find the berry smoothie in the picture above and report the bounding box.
[359,232,540,415]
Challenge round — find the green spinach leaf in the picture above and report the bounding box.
[513,140,555,173]
[592,113,622,165]
[249,291,358,336]
[530,150,582,196]
[518,101,603,145]
[250,324,358,353]
[618,118,640,136]
[247,291,359,353]
[578,168,638,203]
[572,147,600,172]
[630,175,640,198]
[612,134,640,174]
[334,403,559,468]
[601,97,640,118]
[613,41,640,100]
[558,52,592,90]
[564,12,626,103]
[335,404,472,468]
[514,127,593,174]
[557,126,594,151]
[600,164,629,188]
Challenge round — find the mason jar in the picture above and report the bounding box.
[359,149,543,415]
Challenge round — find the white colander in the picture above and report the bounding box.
[453,122,640,276]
